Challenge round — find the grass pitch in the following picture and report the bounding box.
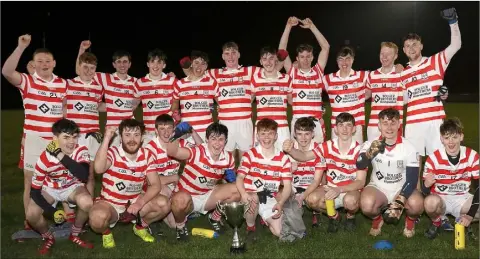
[1,102,479,258]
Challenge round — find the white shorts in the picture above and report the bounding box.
[24,134,51,171]
[78,133,101,160]
[331,125,363,144]
[43,183,84,208]
[142,132,156,147]
[291,116,325,144]
[221,119,254,152]
[366,182,401,204]
[258,196,278,221]
[405,119,443,156]
[95,196,139,228]
[439,193,473,219]
[191,189,214,215]
[254,127,290,151]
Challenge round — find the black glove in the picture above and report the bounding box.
[257,190,274,204]
[434,85,448,102]
[86,131,103,144]
[440,7,458,24]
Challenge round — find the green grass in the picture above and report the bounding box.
[1,102,479,258]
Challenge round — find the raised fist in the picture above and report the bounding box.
[276,49,289,62]
[104,126,117,140]
[299,18,314,29]
[287,16,299,27]
[440,7,458,24]
[179,56,192,69]
[80,40,91,51]
[18,34,31,49]
[367,139,386,159]
[282,139,294,153]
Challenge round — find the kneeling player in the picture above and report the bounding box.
[26,119,93,255]
[288,117,326,227]
[89,119,170,248]
[284,113,365,233]
[422,118,479,239]
[357,108,423,238]
[167,122,239,241]
[145,114,203,228]
[237,118,293,239]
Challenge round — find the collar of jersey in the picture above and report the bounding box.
[201,143,226,161]
[33,72,58,83]
[118,144,144,162]
[146,73,166,81]
[334,69,355,79]
[113,72,132,82]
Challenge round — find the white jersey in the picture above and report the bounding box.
[362,136,419,192]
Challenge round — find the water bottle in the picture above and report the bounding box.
[325,200,336,217]
[192,228,219,239]
[454,221,465,250]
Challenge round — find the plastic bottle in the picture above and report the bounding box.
[325,199,336,216]
[454,222,465,250]
[192,228,219,239]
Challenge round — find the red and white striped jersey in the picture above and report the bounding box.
[324,70,367,126]
[99,146,156,207]
[400,51,449,124]
[96,72,138,128]
[362,135,419,192]
[134,74,176,132]
[313,138,362,187]
[424,146,479,196]
[292,141,326,189]
[17,73,67,138]
[238,145,292,192]
[366,68,405,127]
[145,137,193,177]
[66,77,104,133]
[210,66,254,121]
[175,143,234,195]
[173,74,218,133]
[32,145,90,190]
[289,63,325,119]
[251,68,292,128]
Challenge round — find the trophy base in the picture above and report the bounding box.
[230,244,246,254]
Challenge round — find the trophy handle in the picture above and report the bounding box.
[243,202,250,217]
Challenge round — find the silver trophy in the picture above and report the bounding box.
[216,201,249,254]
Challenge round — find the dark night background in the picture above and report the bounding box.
[1,1,479,110]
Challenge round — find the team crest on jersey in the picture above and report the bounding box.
[343,84,348,90]
[238,77,244,82]
[353,82,358,88]
[203,90,210,96]
[421,73,428,80]
[391,83,398,88]
[273,171,280,177]
[397,160,404,168]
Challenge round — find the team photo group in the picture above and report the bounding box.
[2,6,478,255]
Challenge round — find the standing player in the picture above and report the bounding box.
[323,46,367,144]
[279,17,330,143]
[357,108,423,238]
[236,118,293,238]
[167,122,239,241]
[2,34,67,231]
[134,49,177,144]
[400,8,461,157]
[66,52,105,195]
[252,46,293,151]
[172,51,217,142]
[366,42,405,141]
[288,117,326,227]
[422,118,479,239]
[76,40,139,147]
[284,113,365,233]
[89,119,170,248]
[26,119,94,254]
[145,115,203,228]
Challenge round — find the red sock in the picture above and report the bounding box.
[71,224,83,237]
[372,215,383,229]
[210,209,222,221]
[406,216,416,230]
[102,229,111,235]
[432,216,442,227]
[41,231,54,240]
[66,213,75,223]
[135,219,149,230]
[246,225,256,232]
